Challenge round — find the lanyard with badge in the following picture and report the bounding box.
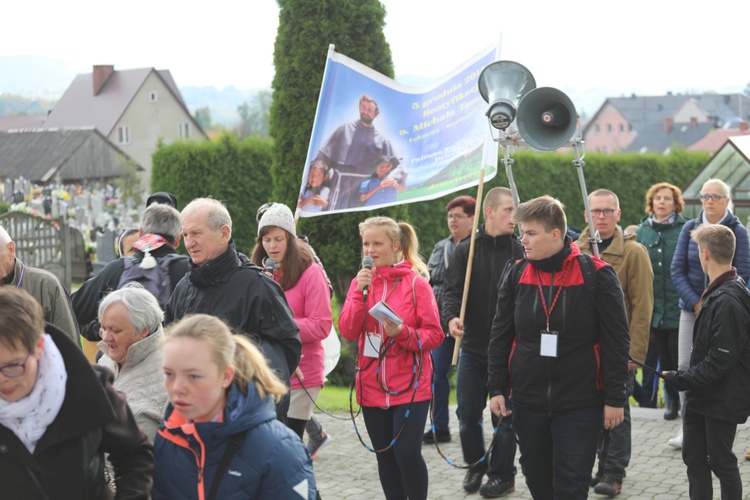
[363,276,401,358]
[535,261,568,357]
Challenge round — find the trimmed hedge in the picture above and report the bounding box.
[151,134,274,255]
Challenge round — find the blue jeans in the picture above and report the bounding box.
[430,336,455,432]
[635,335,660,408]
[513,404,602,500]
[598,370,633,482]
[456,350,516,481]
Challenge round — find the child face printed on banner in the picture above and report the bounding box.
[308,165,326,188]
[375,159,393,179]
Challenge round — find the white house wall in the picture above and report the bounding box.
[108,71,205,188]
[673,100,710,124]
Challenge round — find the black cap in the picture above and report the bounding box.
[146,192,177,208]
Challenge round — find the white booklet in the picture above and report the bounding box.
[368,300,403,326]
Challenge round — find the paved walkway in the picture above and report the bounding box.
[312,406,750,499]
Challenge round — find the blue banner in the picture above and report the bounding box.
[296,44,499,217]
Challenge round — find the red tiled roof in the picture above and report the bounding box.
[687,129,750,153]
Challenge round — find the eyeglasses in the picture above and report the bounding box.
[447,214,469,221]
[591,209,617,217]
[700,194,727,201]
[0,353,31,378]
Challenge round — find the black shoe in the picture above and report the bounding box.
[422,429,451,443]
[479,477,515,498]
[594,476,622,497]
[590,473,602,488]
[463,468,486,493]
[663,398,679,420]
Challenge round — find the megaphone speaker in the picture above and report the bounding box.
[478,61,536,130]
[517,87,578,150]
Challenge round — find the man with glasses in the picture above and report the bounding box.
[423,195,476,445]
[443,187,521,497]
[576,189,654,497]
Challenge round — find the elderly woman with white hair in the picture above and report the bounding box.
[97,284,168,440]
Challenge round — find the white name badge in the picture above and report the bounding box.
[540,331,558,358]
[364,332,382,358]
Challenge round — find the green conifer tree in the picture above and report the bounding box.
[269,0,406,298]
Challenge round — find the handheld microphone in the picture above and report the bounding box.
[362,256,373,300]
[265,257,277,275]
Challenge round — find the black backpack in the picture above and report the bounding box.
[116,253,187,311]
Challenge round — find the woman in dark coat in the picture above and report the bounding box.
[0,287,153,500]
[636,182,687,419]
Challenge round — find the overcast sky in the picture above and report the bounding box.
[2,0,748,115]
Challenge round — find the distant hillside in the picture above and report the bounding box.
[0,93,55,116]
[180,86,269,127]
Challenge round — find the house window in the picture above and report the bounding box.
[607,124,612,133]
[117,125,131,145]
[149,91,158,102]
[619,124,624,132]
[595,124,600,133]
[628,124,633,132]
[178,122,191,139]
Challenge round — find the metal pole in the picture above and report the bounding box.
[572,140,600,258]
[501,145,520,209]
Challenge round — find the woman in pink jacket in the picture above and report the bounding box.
[251,203,332,439]
[339,216,443,500]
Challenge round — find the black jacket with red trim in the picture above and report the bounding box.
[487,240,630,411]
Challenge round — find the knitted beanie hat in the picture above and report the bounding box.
[258,203,296,237]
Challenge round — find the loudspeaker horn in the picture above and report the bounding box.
[517,87,578,150]
[478,61,536,130]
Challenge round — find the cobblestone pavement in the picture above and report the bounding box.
[312,406,750,499]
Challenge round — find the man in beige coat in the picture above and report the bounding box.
[0,226,79,345]
[577,189,654,497]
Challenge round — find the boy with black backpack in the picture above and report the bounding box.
[487,195,631,499]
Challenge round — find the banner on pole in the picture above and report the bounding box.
[296,44,500,217]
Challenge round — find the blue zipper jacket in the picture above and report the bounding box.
[153,382,315,499]
[670,210,750,311]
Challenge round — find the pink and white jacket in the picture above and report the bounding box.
[339,260,443,407]
[278,263,332,390]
